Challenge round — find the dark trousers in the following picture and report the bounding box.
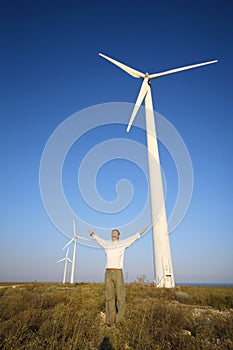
[105,269,125,325]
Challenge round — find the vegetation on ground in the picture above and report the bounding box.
[0,282,233,349]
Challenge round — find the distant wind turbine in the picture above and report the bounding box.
[57,247,72,284]
[99,52,218,288]
[63,220,89,284]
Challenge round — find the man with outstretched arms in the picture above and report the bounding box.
[88,227,147,326]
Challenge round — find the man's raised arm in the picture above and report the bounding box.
[122,226,148,249]
[138,226,148,236]
[88,229,95,237]
[88,229,108,248]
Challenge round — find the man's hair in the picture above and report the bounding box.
[112,229,120,236]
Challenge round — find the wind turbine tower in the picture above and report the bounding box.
[57,247,72,284]
[63,220,89,284]
[99,53,218,288]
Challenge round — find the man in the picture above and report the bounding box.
[88,227,148,326]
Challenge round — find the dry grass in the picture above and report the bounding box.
[0,283,232,349]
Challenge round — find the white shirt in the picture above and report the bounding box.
[92,232,141,269]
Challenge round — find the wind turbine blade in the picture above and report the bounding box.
[67,258,72,263]
[65,247,70,258]
[75,235,89,241]
[72,220,76,235]
[149,60,218,79]
[63,238,73,250]
[57,257,66,263]
[126,78,149,132]
[99,53,145,78]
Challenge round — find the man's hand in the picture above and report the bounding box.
[88,229,95,236]
[139,226,148,236]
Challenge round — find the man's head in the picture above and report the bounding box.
[111,229,120,241]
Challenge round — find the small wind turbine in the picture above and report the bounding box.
[57,247,72,284]
[63,220,89,284]
[99,53,218,288]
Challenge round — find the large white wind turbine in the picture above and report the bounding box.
[99,53,218,288]
[63,220,89,284]
[57,247,72,284]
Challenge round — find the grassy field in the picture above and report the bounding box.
[0,282,233,350]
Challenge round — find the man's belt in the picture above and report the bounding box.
[106,268,122,270]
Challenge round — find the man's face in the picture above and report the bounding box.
[111,230,120,241]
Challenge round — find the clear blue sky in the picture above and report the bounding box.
[1,0,232,284]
